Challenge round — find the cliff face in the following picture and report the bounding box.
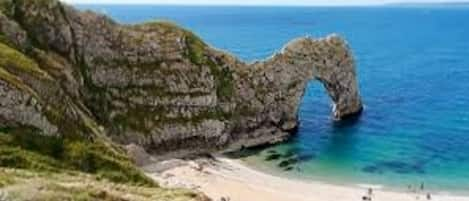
[0,0,362,158]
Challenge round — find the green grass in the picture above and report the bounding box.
[185,30,207,66]
[0,67,40,98]
[0,0,13,17]
[0,168,208,201]
[0,33,11,47]
[181,28,235,101]
[0,174,15,188]
[0,42,51,80]
[0,127,155,187]
[132,20,208,66]
[132,21,235,101]
[207,60,235,101]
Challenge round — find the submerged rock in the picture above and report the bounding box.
[284,166,294,171]
[278,160,291,168]
[296,153,316,162]
[362,160,426,175]
[265,153,282,161]
[278,158,300,168]
[267,150,278,154]
[283,150,297,158]
[0,0,363,158]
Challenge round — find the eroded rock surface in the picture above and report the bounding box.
[0,0,362,158]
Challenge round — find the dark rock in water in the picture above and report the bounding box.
[278,160,291,168]
[284,166,294,171]
[278,157,299,168]
[286,157,299,164]
[224,148,262,159]
[362,166,380,173]
[381,161,408,169]
[381,161,421,174]
[415,168,426,174]
[283,150,297,158]
[411,164,426,174]
[296,153,316,161]
[265,153,282,161]
[364,160,426,175]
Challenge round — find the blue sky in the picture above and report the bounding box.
[62,0,469,6]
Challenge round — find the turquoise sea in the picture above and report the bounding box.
[78,4,469,193]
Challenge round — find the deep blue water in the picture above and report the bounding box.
[77,5,469,192]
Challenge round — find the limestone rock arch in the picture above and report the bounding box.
[251,34,363,121]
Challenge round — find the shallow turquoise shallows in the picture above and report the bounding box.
[78,4,469,193]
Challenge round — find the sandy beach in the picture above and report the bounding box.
[143,157,469,201]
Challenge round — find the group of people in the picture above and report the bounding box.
[362,182,432,201]
[409,183,432,200]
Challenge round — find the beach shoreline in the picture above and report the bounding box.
[144,156,469,201]
[239,157,469,197]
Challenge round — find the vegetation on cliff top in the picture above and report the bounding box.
[149,21,235,101]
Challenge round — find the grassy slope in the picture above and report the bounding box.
[0,127,207,201]
[0,168,201,201]
[0,28,208,201]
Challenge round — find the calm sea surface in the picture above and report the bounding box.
[78,4,469,193]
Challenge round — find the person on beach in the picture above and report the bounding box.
[362,188,373,201]
[426,193,432,200]
[368,188,373,197]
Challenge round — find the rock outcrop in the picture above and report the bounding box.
[0,0,362,158]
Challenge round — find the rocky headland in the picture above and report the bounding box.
[0,0,362,200]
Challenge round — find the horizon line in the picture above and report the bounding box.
[65,1,469,7]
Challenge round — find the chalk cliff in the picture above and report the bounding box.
[0,0,362,159]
